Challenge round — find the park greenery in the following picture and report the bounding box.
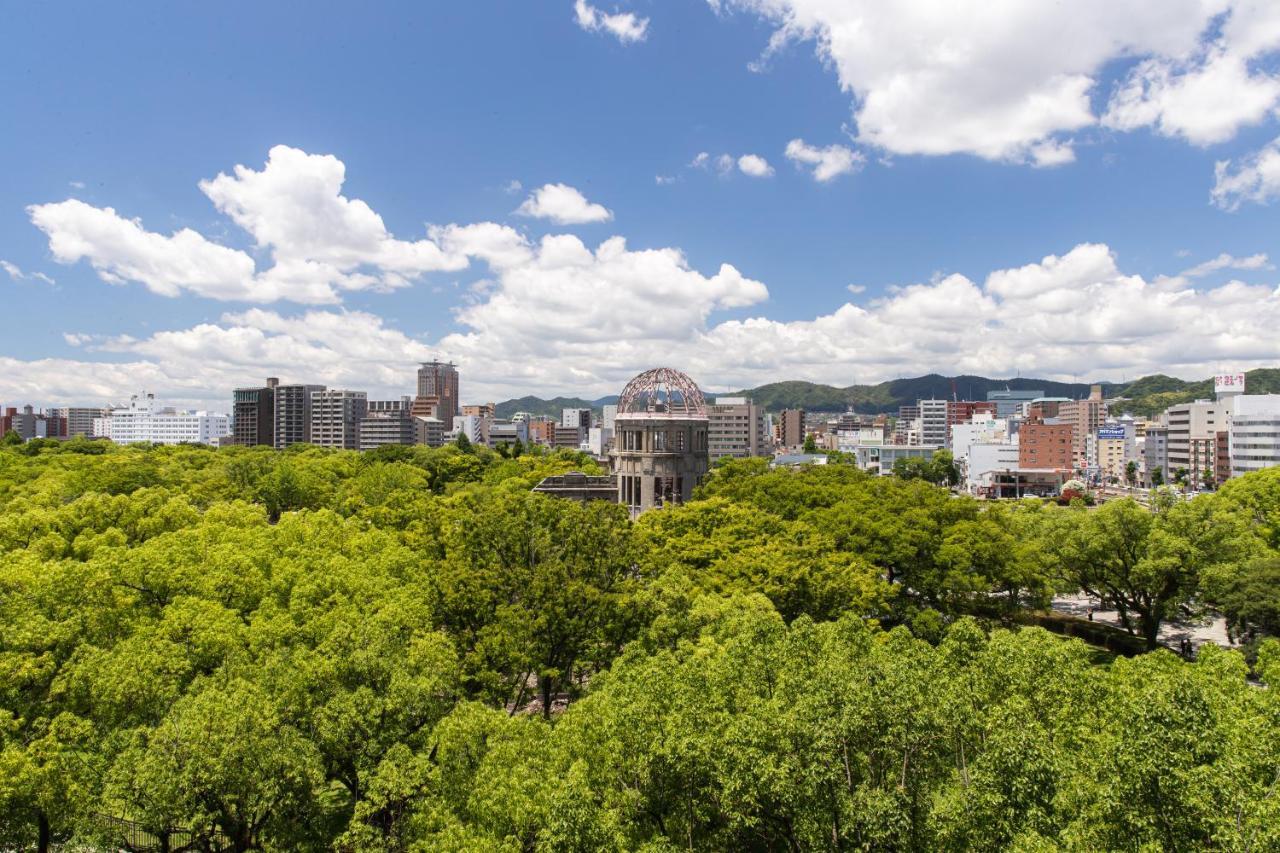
[1,438,1279,850]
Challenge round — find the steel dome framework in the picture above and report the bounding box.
[616,367,707,419]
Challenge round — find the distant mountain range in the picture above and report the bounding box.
[493,369,1280,420]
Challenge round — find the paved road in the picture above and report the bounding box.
[1052,592,1233,653]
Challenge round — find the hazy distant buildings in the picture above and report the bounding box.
[311,389,367,449]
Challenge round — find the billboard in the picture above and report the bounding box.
[1097,426,1127,440]
[1215,373,1246,395]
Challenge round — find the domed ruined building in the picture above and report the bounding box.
[610,367,710,515]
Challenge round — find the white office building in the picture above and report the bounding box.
[1230,394,1280,477]
[918,399,949,448]
[94,393,230,445]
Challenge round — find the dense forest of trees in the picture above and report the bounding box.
[1,438,1279,850]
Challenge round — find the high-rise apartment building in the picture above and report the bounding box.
[918,399,949,448]
[274,383,325,448]
[1143,425,1168,484]
[232,378,277,446]
[562,407,593,429]
[417,361,459,431]
[358,397,417,450]
[310,389,368,449]
[707,397,765,459]
[778,408,806,450]
[1229,394,1280,478]
[895,404,920,444]
[48,407,106,439]
[462,403,495,420]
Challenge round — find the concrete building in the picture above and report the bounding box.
[586,426,613,457]
[488,419,529,449]
[918,399,950,448]
[562,407,593,429]
[232,379,277,447]
[1097,426,1128,482]
[707,396,765,459]
[463,403,495,420]
[778,408,806,451]
[951,416,1009,465]
[1229,394,1280,478]
[274,383,325,448]
[1019,420,1073,471]
[2,405,47,440]
[553,424,583,449]
[602,404,618,431]
[966,442,1022,494]
[834,426,887,452]
[895,404,920,444]
[526,416,557,447]
[853,444,938,476]
[310,390,368,449]
[986,389,1044,418]
[358,398,417,450]
[1166,398,1232,483]
[532,472,618,502]
[416,417,445,448]
[45,406,106,439]
[611,367,709,515]
[95,393,230,445]
[1144,425,1169,485]
[947,401,998,439]
[417,360,459,431]
[451,414,486,445]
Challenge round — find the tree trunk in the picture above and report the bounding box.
[37,811,50,853]
[540,673,553,720]
[1142,614,1161,650]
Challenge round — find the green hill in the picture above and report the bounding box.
[494,369,1280,419]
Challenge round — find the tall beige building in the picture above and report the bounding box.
[417,360,459,431]
[1166,398,1232,480]
[778,408,806,451]
[707,397,765,459]
[1058,385,1105,468]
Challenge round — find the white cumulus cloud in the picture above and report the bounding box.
[574,0,649,44]
[27,146,471,304]
[715,0,1280,163]
[1,260,55,286]
[1212,136,1280,210]
[737,154,774,177]
[1180,252,1271,277]
[516,183,614,224]
[784,139,864,181]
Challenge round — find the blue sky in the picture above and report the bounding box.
[2,0,1279,407]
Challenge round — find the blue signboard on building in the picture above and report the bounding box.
[1097,427,1127,440]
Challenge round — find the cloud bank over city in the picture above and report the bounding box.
[9,147,1280,408]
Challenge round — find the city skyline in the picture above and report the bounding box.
[3,2,1280,408]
